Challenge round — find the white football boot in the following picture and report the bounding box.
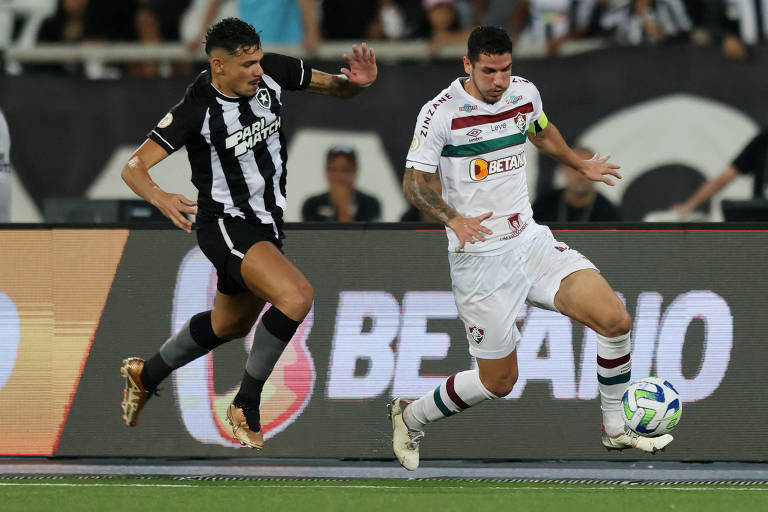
[601,424,673,453]
[388,398,424,471]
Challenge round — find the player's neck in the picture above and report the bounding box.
[462,78,495,104]
[210,76,238,98]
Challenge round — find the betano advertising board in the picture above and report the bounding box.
[0,227,765,460]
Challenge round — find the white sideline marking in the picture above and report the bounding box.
[0,483,766,491]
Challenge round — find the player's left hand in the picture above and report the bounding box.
[581,153,622,186]
[341,43,377,87]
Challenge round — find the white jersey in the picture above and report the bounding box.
[406,76,545,254]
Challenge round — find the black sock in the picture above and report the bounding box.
[189,311,228,350]
[140,353,173,393]
[233,372,265,430]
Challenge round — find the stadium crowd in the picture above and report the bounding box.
[1,2,766,224]
[2,0,766,73]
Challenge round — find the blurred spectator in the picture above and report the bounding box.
[424,0,472,55]
[601,0,692,45]
[533,148,621,222]
[0,107,10,222]
[36,0,88,74]
[718,0,768,60]
[38,0,88,44]
[135,1,191,44]
[302,145,382,222]
[546,0,612,56]
[71,0,190,77]
[472,0,516,27]
[322,0,381,40]
[133,0,192,76]
[81,0,135,41]
[673,128,768,219]
[400,169,443,222]
[191,0,320,53]
[725,0,768,45]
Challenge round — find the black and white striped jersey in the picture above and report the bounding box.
[148,53,311,237]
[726,0,768,43]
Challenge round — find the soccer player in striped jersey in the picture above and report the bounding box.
[119,18,377,449]
[389,25,672,471]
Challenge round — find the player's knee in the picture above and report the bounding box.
[280,281,314,319]
[481,369,518,398]
[598,307,631,338]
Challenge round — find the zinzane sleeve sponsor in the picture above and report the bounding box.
[405,102,447,173]
[147,96,203,154]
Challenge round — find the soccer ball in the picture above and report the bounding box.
[621,377,682,436]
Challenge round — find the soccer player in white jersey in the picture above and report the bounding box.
[389,26,673,471]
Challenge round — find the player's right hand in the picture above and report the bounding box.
[447,212,493,249]
[154,192,197,233]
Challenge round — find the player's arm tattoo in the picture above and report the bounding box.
[403,167,457,225]
[306,70,365,98]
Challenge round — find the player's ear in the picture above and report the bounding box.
[210,56,225,75]
[462,56,472,75]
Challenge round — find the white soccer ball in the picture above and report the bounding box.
[621,377,682,436]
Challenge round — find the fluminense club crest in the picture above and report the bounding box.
[469,326,485,344]
[513,112,527,134]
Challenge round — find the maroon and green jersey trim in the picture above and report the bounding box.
[450,103,534,130]
[441,133,527,157]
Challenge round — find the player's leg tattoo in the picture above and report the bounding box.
[597,331,631,436]
[403,370,499,431]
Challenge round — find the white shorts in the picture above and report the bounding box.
[448,223,597,360]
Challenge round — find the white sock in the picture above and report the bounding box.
[597,332,631,436]
[403,370,498,431]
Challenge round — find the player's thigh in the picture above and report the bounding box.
[210,290,266,339]
[554,268,630,336]
[449,250,528,361]
[525,228,597,312]
[239,241,313,317]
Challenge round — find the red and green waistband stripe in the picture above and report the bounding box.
[451,103,534,130]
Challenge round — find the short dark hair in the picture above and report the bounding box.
[204,17,261,56]
[467,26,513,63]
[326,144,357,166]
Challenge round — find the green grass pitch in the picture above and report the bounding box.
[2,477,766,512]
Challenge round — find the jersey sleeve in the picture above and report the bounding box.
[405,103,447,173]
[146,95,203,154]
[261,53,311,91]
[527,82,546,128]
[732,129,768,175]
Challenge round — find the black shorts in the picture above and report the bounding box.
[196,217,282,295]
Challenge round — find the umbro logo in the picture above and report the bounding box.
[256,88,271,109]
[466,128,482,137]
